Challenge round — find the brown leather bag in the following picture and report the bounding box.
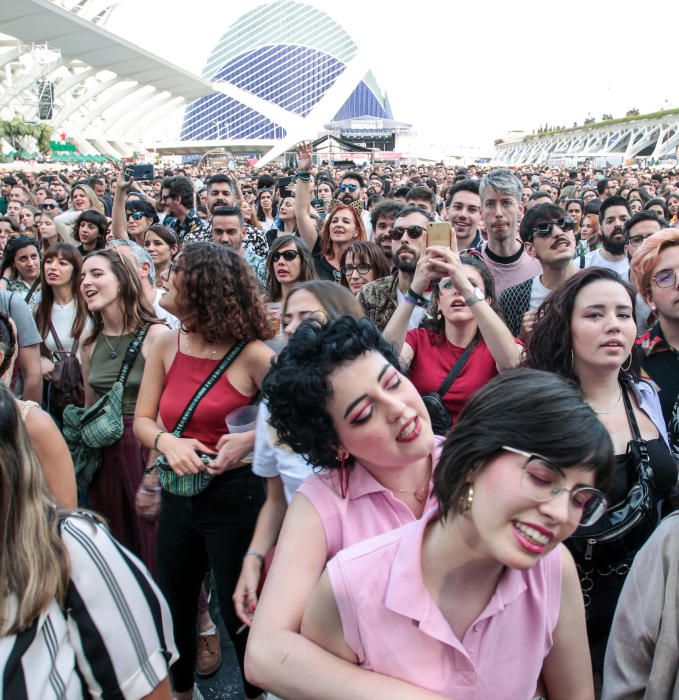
[48,322,84,419]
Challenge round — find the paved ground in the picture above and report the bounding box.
[196,612,247,700]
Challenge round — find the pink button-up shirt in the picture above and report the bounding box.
[297,436,445,559]
[327,510,562,699]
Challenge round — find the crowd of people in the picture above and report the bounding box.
[0,148,678,700]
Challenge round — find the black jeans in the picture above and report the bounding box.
[157,467,265,697]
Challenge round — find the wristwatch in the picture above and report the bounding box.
[464,287,485,306]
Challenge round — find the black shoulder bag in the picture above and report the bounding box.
[567,385,660,568]
[421,338,479,436]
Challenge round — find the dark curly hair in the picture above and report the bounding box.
[0,311,16,377]
[421,253,502,343]
[523,267,639,382]
[434,368,614,518]
[175,242,274,344]
[263,316,399,469]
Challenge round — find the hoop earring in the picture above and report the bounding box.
[459,483,474,513]
[621,355,632,372]
[337,452,350,498]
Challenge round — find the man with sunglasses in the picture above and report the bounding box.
[583,195,631,276]
[500,203,580,339]
[338,172,372,236]
[357,206,434,331]
[40,198,61,214]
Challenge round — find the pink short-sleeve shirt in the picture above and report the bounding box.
[296,436,445,558]
[327,510,563,699]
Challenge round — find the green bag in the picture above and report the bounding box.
[154,341,248,497]
[63,325,149,486]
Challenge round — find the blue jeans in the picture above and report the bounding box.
[157,466,265,697]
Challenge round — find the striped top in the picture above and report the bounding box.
[0,514,177,699]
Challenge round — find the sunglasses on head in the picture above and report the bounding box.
[126,211,145,220]
[271,249,299,263]
[390,225,426,241]
[338,184,358,193]
[532,217,575,238]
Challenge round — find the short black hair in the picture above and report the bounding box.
[341,172,366,189]
[624,210,668,234]
[125,199,159,223]
[406,186,436,207]
[519,203,564,243]
[395,205,435,222]
[263,316,399,469]
[596,179,609,195]
[206,173,235,192]
[445,179,480,206]
[370,199,404,230]
[433,368,614,517]
[212,205,244,227]
[599,195,630,222]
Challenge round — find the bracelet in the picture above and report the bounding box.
[244,550,265,564]
[295,172,312,182]
[403,295,420,308]
[140,484,161,493]
[153,430,167,451]
[405,288,428,308]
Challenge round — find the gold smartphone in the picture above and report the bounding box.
[426,221,452,247]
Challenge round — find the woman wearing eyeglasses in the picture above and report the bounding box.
[111,169,160,245]
[524,267,676,677]
[264,235,317,304]
[383,244,521,429]
[337,241,390,295]
[295,143,367,281]
[301,369,613,700]
[632,228,679,459]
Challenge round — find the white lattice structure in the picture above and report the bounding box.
[494,113,679,165]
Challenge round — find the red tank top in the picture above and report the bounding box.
[158,344,253,451]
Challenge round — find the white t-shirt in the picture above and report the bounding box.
[153,289,180,330]
[529,275,551,311]
[252,402,313,504]
[584,250,630,277]
[44,300,91,357]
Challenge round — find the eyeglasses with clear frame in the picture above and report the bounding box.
[502,446,609,527]
[652,268,678,289]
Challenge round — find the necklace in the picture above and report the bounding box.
[590,385,623,415]
[102,332,125,360]
[184,333,218,359]
[397,462,432,503]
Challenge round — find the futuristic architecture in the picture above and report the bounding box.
[0,0,396,164]
[494,111,679,165]
[180,0,394,164]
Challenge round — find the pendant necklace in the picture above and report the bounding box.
[103,332,125,360]
[184,333,218,359]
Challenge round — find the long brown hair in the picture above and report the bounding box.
[0,382,70,634]
[83,248,160,348]
[34,244,88,340]
[320,204,367,258]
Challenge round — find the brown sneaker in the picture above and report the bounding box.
[195,628,222,677]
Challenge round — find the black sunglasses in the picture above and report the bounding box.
[390,225,426,241]
[41,203,58,210]
[532,217,575,238]
[271,249,299,262]
[126,211,145,220]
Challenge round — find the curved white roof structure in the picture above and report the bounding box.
[0,0,394,164]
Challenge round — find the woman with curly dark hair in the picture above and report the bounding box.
[523,266,676,678]
[246,315,448,699]
[134,242,275,700]
[383,246,521,429]
[337,240,390,295]
[264,234,317,304]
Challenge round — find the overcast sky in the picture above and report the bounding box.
[107,0,679,150]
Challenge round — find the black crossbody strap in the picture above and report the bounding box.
[24,278,40,304]
[172,340,247,437]
[436,338,479,398]
[621,383,652,474]
[116,324,150,386]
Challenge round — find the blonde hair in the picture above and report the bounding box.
[0,384,70,633]
[71,184,104,215]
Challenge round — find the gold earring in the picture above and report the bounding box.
[460,483,474,513]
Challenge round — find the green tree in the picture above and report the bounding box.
[0,118,52,156]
